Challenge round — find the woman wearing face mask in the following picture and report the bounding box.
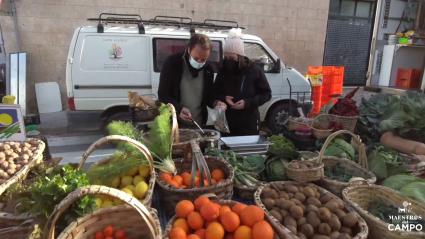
[213,29,272,136]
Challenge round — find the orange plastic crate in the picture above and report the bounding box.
[396,68,422,89]
[333,66,345,76]
[308,66,333,76]
[332,75,344,85]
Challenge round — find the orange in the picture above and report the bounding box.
[225,234,234,239]
[195,229,206,239]
[181,172,190,179]
[187,234,202,239]
[95,231,105,239]
[169,227,186,239]
[231,203,247,216]
[172,175,184,186]
[211,169,225,181]
[160,173,172,182]
[194,196,211,211]
[234,226,252,239]
[212,179,217,184]
[240,206,264,227]
[185,175,199,187]
[187,211,204,230]
[219,206,231,221]
[180,185,187,188]
[218,179,226,183]
[196,171,200,177]
[114,230,126,239]
[213,203,221,209]
[104,237,113,239]
[205,219,218,228]
[252,221,273,239]
[175,200,195,218]
[221,211,240,232]
[168,180,180,188]
[173,218,190,233]
[200,202,220,221]
[103,226,114,237]
[206,222,225,239]
[195,179,210,187]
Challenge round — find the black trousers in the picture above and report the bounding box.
[225,110,260,136]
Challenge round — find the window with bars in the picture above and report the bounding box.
[329,0,376,23]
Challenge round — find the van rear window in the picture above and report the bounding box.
[153,38,222,73]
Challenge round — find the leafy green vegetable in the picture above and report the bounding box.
[367,145,407,180]
[107,121,144,152]
[381,174,422,191]
[324,163,357,182]
[269,135,295,152]
[262,149,299,182]
[323,137,356,161]
[398,181,425,203]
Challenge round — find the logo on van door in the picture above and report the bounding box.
[108,43,122,61]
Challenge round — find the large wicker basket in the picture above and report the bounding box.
[233,182,269,201]
[322,98,359,132]
[156,140,234,216]
[78,135,156,207]
[142,104,201,158]
[309,114,333,139]
[285,160,324,184]
[288,117,311,131]
[314,130,376,198]
[255,181,369,239]
[343,182,425,239]
[43,185,162,239]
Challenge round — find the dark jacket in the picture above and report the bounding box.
[213,63,272,114]
[158,52,216,125]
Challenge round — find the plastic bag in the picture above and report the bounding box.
[208,107,230,133]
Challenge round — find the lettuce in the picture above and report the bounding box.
[397,181,425,203]
[381,174,422,190]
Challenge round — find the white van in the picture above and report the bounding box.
[66,14,313,132]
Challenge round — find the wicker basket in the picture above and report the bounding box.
[285,160,324,183]
[322,98,359,132]
[288,117,312,131]
[78,135,156,207]
[43,185,162,239]
[156,140,234,216]
[343,182,425,239]
[233,182,269,201]
[142,104,201,158]
[309,114,333,139]
[314,130,376,198]
[0,219,39,239]
[255,181,369,239]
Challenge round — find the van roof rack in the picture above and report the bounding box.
[87,13,245,34]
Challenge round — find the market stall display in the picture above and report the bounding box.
[285,160,324,183]
[343,182,425,239]
[156,140,234,216]
[164,194,275,239]
[43,185,162,239]
[255,182,368,239]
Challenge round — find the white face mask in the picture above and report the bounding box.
[189,56,205,69]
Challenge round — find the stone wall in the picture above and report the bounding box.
[0,0,330,113]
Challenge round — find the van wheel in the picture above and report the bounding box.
[103,112,131,136]
[267,103,291,133]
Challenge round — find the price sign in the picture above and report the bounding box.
[0,104,26,142]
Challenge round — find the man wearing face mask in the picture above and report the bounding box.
[158,34,227,127]
[213,29,272,136]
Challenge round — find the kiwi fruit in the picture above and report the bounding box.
[290,205,304,219]
[286,225,297,234]
[272,207,280,211]
[288,162,300,169]
[300,164,309,169]
[276,198,287,208]
[312,236,330,239]
[301,224,314,238]
[329,231,340,239]
[275,183,284,191]
[262,198,276,210]
[307,197,322,207]
[297,232,308,239]
[284,216,297,228]
[328,217,341,231]
[291,198,302,205]
[294,192,306,202]
[264,189,279,199]
[280,210,289,218]
[279,192,290,200]
[303,187,315,198]
[342,212,358,228]
[318,223,332,236]
[337,233,352,239]
[325,200,339,213]
[306,204,319,214]
[320,195,334,204]
[335,209,347,220]
[285,185,299,194]
[297,217,307,229]
[284,183,295,190]
[299,203,307,212]
[270,210,283,222]
[315,190,321,199]
[305,162,314,167]
[340,227,352,236]
[297,186,304,193]
[318,207,332,221]
[261,187,271,198]
[282,200,296,210]
[306,212,321,228]
[288,193,295,198]
[333,199,345,209]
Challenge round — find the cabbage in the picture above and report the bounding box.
[397,181,425,203]
[381,174,422,191]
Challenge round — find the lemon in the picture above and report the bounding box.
[99,195,112,201]
[121,188,134,197]
[138,166,150,178]
[94,198,103,208]
[119,184,126,189]
[121,176,133,186]
[133,175,145,186]
[125,185,136,193]
[135,181,148,199]
[111,176,121,188]
[127,166,138,176]
[101,200,114,208]
[114,198,124,205]
[120,171,127,177]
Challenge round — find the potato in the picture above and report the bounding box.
[22,154,29,161]
[15,164,22,170]
[7,168,16,175]
[0,161,8,169]
[8,164,16,170]
[14,147,22,153]
[3,144,10,150]
[300,164,309,169]
[288,162,300,169]
[24,143,31,148]
[0,152,5,159]
[4,150,13,156]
